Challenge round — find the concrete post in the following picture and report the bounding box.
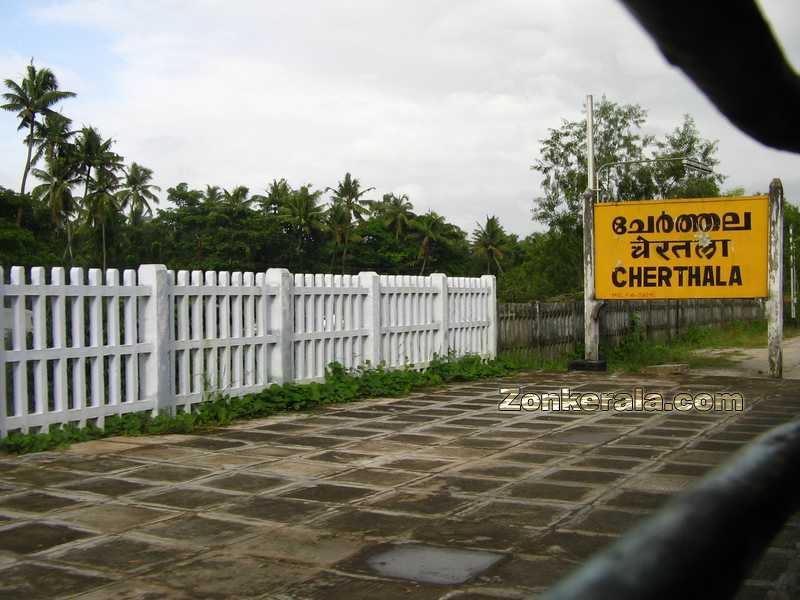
[0,267,6,437]
[432,273,450,358]
[583,189,600,360]
[266,268,293,384]
[768,179,784,378]
[790,225,796,321]
[481,274,497,358]
[359,272,383,366]
[138,264,173,414]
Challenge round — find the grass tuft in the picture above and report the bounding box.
[604,319,799,373]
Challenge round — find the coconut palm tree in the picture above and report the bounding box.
[327,202,361,273]
[411,211,449,275]
[326,172,374,222]
[222,186,252,210]
[379,193,414,240]
[30,155,81,261]
[1,61,76,223]
[73,126,123,201]
[31,112,75,165]
[472,215,510,274]
[83,169,121,270]
[261,178,292,214]
[205,185,223,205]
[278,185,326,260]
[117,162,161,224]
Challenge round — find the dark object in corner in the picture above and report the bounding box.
[568,359,607,372]
[541,420,800,599]
[619,0,800,153]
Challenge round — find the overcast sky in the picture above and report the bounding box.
[1,0,798,237]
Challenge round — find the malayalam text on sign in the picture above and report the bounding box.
[594,196,768,299]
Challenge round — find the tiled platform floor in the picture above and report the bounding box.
[0,371,798,599]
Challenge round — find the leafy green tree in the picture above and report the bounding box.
[166,183,203,209]
[1,61,75,223]
[650,115,724,199]
[532,98,651,229]
[531,97,726,230]
[497,230,584,302]
[0,187,58,267]
[472,216,510,274]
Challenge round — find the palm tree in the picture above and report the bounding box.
[327,202,361,273]
[472,216,510,274]
[222,186,252,210]
[379,193,414,240]
[1,60,76,223]
[30,155,81,261]
[83,169,121,269]
[117,162,161,224]
[261,178,292,214]
[411,211,449,275]
[205,185,223,205]
[326,172,375,222]
[32,112,75,165]
[278,185,326,260]
[73,127,122,201]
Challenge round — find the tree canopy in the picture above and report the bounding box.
[2,63,759,302]
[532,97,726,231]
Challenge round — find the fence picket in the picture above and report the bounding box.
[1,264,495,436]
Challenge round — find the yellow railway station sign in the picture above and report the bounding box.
[594,196,769,300]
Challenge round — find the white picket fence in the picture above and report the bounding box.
[0,265,497,436]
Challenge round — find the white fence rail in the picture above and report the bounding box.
[0,265,497,436]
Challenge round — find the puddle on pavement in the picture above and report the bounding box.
[365,543,503,584]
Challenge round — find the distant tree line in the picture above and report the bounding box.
[4,62,775,302]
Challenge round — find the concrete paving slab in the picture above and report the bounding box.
[141,552,316,598]
[0,522,95,555]
[0,562,113,599]
[1,370,799,598]
[58,503,176,534]
[51,535,196,574]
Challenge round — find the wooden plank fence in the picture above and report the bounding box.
[499,298,765,355]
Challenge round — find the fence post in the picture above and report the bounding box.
[359,272,382,366]
[266,268,293,384]
[432,273,450,358]
[138,264,172,415]
[0,267,6,437]
[481,274,497,358]
[768,178,784,378]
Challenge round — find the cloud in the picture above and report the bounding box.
[1,0,798,238]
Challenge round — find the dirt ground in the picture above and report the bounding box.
[692,334,800,379]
